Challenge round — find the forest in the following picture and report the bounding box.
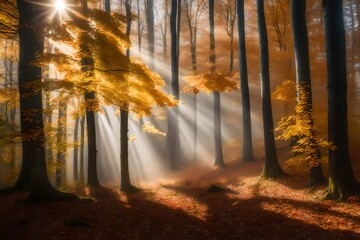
[0,0,360,239]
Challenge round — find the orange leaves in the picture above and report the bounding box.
[272,80,296,102]
[142,121,166,136]
[41,8,177,118]
[182,72,239,94]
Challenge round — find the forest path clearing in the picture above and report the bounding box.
[1,159,360,240]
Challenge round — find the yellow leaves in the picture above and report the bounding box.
[142,121,166,136]
[128,134,136,141]
[0,0,18,39]
[272,80,296,102]
[0,87,18,108]
[275,83,334,169]
[182,72,239,94]
[41,7,177,118]
[85,98,101,112]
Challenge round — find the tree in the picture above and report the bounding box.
[136,0,147,52]
[265,0,289,53]
[291,0,324,185]
[56,94,68,186]
[209,0,224,167]
[323,0,360,200]
[166,0,180,170]
[237,0,254,162]
[146,0,155,67]
[120,0,138,192]
[218,0,237,72]
[79,0,101,187]
[16,0,77,201]
[183,0,206,161]
[154,0,170,57]
[73,110,80,181]
[257,0,284,178]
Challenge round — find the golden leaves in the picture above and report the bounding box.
[41,8,177,118]
[142,121,166,136]
[275,83,334,167]
[182,72,239,94]
[272,80,296,102]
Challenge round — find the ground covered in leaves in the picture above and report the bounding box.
[0,160,360,240]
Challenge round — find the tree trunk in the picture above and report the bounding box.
[166,0,180,170]
[146,0,155,67]
[16,0,77,201]
[257,0,284,178]
[229,36,234,73]
[137,0,142,52]
[324,0,359,200]
[56,95,68,186]
[210,0,224,167]
[237,0,254,162]
[292,0,324,186]
[80,0,100,187]
[73,116,80,181]
[79,116,85,183]
[119,0,136,192]
[104,0,111,12]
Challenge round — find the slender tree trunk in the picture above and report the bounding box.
[163,0,169,57]
[185,2,199,162]
[237,0,254,162]
[257,0,284,178]
[16,0,77,201]
[119,0,136,192]
[229,36,234,73]
[324,0,360,200]
[292,0,324,186]
[209,0,224,167]
[80,0,100,187]
[147,0,155,67]
[56,95,68,186]
[104,0,111,12]
[73,116,80,181]
[166,0,179,170]
[137,0,142,52]
[79,116,85,183]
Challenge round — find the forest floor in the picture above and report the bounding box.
[0,158,360,240]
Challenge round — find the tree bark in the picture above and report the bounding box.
[119,0,137,192]
[79,116,85,183]
[237,0,254,162]
[16,0,77,201]
[146,0,155,67]
[79,0,100,187]
[292,0,324,186]
[73,116,80,181]
[210,0,224,167]
[257,0,284,178]
[56,95,68,186]
[104,0,111,12]
[166,0,180,170]
[324,0,360,200]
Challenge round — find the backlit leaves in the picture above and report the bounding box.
[182,72,239,94]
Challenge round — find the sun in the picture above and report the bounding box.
[55,0,66,11]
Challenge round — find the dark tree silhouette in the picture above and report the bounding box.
[237,0,254,162]
[120,0,138,192]
[291,0,325,185]
[80,0,100,187]
[210,0,225,167]
[323,0,360,200]
[257,0,284,178]
[16,0,77,201]
[166,0,180,170]
[146,0,155,67]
